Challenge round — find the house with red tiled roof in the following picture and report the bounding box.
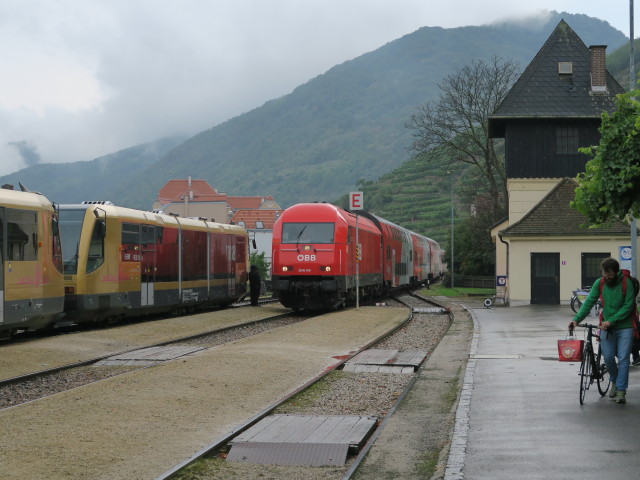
[152,178,282,223]
[152,177,230,222]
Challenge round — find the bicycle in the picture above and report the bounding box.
[573,323,610,404]
[570,287,601,314]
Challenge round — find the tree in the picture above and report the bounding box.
[249,251,270,281]
[572,89,640,225]
[405,56,520,220]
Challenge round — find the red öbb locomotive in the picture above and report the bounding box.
[271,202,444,310]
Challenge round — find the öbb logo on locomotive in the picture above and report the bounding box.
[271,202,444,311]
[0,186,251,339]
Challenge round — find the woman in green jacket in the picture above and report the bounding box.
[569,257,635,404]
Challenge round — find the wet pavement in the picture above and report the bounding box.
[452,303,640,479]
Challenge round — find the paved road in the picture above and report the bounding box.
[452,304,640,480]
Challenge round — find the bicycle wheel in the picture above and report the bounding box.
[571,296,581,313]
[596,345,611,396]
[579,346,592,404]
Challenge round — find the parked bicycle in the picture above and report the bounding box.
[573,323,610,404]
[570,287,601,314]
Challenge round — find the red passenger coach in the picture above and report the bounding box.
[271,203,383,310]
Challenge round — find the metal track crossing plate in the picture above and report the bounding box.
[94,346,204,366]
[227,414,377,466]
[342,348,426,373]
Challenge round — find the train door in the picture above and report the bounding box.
[392,249,397,287]
[140,225,156,306]
[0,207,4,326]
[227,235,236,296]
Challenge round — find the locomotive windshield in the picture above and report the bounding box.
[58,207,88,274]
[281,222,334,244]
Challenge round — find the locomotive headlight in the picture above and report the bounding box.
[320,266,331,272]
[282,266,293,272]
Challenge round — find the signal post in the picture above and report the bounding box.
[350,192,363,309]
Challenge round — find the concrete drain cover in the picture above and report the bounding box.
[94,346,204,366]
[227,414,377,466]
[342,349,426,373]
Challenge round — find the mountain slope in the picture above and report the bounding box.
[119,11,627,208]
[0,136,184,204]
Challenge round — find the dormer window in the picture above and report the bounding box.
[558,62,573,74]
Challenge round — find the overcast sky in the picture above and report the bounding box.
[0,1,635,175]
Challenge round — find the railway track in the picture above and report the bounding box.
[0,308,307,410]
[160,292,452,480]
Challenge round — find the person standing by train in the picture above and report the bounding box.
[569,257,636,404]
[249,265,261,306]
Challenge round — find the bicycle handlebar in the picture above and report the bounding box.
[576,323,600,329]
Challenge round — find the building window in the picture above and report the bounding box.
[556,127,579,155]
[256,221,264,229]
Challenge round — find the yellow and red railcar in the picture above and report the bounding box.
[58,202,248,324]
[0,186,64,337]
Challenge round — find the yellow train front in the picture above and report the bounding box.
[0,186,65,338]
[58,202,248,324]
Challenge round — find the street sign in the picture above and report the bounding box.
[350,191,364,210]
[620,245,632,270]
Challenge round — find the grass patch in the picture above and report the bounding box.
[173,456,227,480]
[413,449,441,478]
[421,284,495,297]
[441,368,462,413]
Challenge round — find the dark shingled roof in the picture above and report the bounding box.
[489,20,624,136]
[500,178,630,238]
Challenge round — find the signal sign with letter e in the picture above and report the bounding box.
[350,191,363,210]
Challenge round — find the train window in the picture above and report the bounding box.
[6,209,37,261]
[86,220,105,273]
[141,225,155,245]
[122,223,140,245]
[281,223,334,244]
[58,207,87,274]
[52,216,63,273]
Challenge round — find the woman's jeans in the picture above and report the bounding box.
[600,327,634,391]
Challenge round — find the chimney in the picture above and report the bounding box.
[589,45,608,93]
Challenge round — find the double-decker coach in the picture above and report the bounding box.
[58,202,248,324]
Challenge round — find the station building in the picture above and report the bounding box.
[488,20,634,305]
